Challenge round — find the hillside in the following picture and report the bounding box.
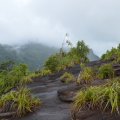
[1,41,120,120]
[17,43,58,70]
[0,42,99,71]
[0,43,58,71]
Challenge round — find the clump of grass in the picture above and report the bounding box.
[60,72,75,83]
[20,76,32,86]
[77,67,94,84]
[98,63,114,79]
[0,87,41,116]
[73,81,120,114]
[29,69,52,78]
[40,69,52,76]
[0,64,41,117]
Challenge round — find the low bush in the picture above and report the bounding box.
[44,40,90,73]
[0,64,32,95]
[0,64,41,117]
[98,64,114,79]
[101,44,120,63]
[40,69,52,76]
[44,55,59,72]
[77,67,94,84]
[60,72,75,83]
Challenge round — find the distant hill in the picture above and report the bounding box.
[17,43,58,70]
[0,43,58,71]
[0,43,99,71]
[87,49,100,61]
[0,44,18,62]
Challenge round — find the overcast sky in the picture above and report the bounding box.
[0,0,120,56]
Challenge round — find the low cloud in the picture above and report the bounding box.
[0,0,120,56]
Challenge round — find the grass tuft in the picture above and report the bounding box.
[60,72,75,83]
[77,67,94,84]
[0,87,41,116]
[98,63,114,79]
[73,80,120,114]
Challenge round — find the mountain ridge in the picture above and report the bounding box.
[0,42,99,71]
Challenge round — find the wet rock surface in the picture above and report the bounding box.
[15,77,72,120]
[11,61,120,120]
[14,64,81,120]
[72,110,120,120]
[57,84,81,103]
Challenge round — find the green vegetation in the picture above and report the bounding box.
[0,43,58,71]
[101,44,120,63]
[0,63,41,116]
[72,43,120,115]
[30,69,52,78]
[70,40,89,63]
[77,67,94,84]
[0,42,99,71]
[0,88,41,116]
[73,80,120,114]
[0,64,31,95]
[98,63,114,79]
[0,60,15,72]
[60,72,75,83]
[44,55,59,72]
[45,40,90,73]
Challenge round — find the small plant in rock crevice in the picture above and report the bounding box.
[77,67,94,84]
[60,72,75,84]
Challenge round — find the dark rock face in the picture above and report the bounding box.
[57,84,82,103]
[0,112,16,119]
[4,60,120,120]
[72,110,120,120]
[15,75,71,120]
[113,64,120,76]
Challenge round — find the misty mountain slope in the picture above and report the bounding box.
[0,43,99,71]
[0,43,58,71]
[87,49,99,61]
[0,45,18,62]
[17,43,58,70]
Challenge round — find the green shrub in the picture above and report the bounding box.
[101,45,120,62]
[60,72,75,83]
[58,56,74,68]
[117,56,120,64]
[29,69,52,78]
[98,64,114,79]
[44,40,89,73]
[20,76,32,86]
[0,64,32,95]
[77,67,94,84]
[70,40,89,63]
[0,88,41,116]
[40,69,52,76]
[44,55,59,72]
[73,81,120,114]
[0,64,41,117]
